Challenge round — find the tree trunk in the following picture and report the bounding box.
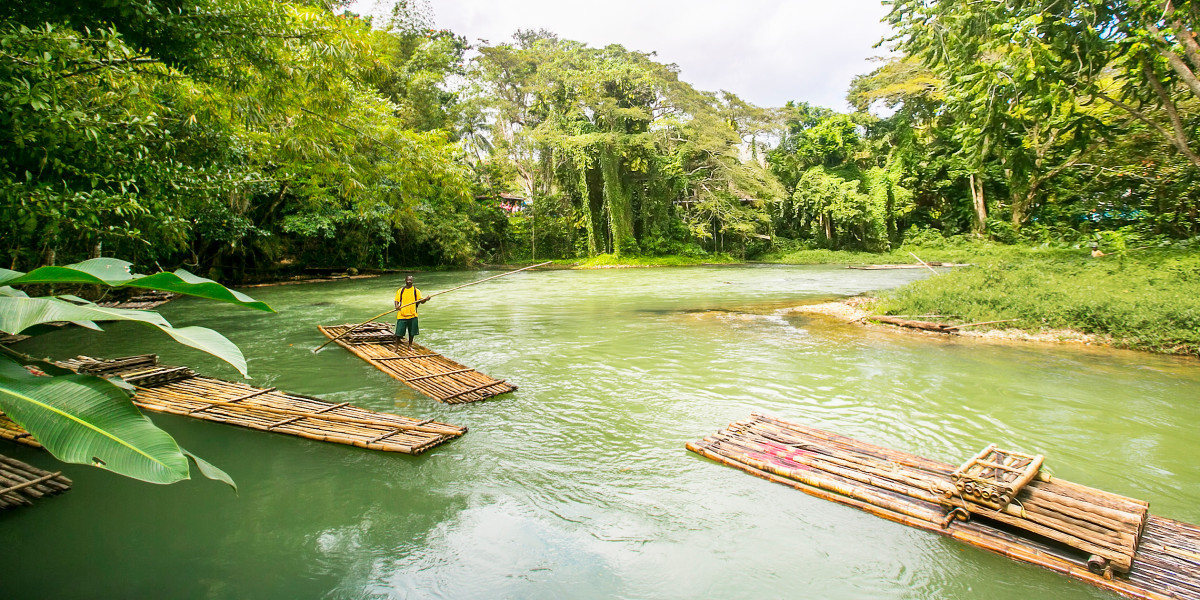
[970,173,988,234]
[583,166,605,256]
[600,145,633,256]
[1011,178,1040,228]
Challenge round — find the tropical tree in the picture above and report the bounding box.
[885,0,1200,231]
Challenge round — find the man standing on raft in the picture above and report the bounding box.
[394,275,429,348]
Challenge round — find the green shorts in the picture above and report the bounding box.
[395,317,419,338]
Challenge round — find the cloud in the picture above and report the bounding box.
[355,0,895,110]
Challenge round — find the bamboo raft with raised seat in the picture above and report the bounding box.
[688,413,1200,600]
[318,323,518,404]
[53,355,467,454]
[0,454,71,510]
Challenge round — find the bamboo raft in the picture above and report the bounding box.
[0,412,40,449]
[0,333,29,345]
[0,454,71,510]
[318,323,518,404]
[53,355,467,454]
[96,290,176,310]
[688,413,1200,600]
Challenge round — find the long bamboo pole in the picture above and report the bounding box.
[312,262,553,353]
[909,251,941,275]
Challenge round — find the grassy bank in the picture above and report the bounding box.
[519,244,1200,356]
[558,253,741,268]
[761,242,1039,265]
[872,249,1200,356]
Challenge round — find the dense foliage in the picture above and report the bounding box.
[1,0,477,279]
[2,0,1197,276]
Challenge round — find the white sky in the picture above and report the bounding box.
[354,0,896,111]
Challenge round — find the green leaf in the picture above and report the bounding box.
[182,448,237,491]
[0,296,168,331]
[0,355,190,484]
[0,259,273,312]
[155,325,248,377]
[0,258,136,286]
[0,297,248,377]
[129,270,274,312]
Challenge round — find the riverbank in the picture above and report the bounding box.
[785,246,1199,357]
[552,243,1198,356]
[791,299,1106,348]
[552,253,741,268]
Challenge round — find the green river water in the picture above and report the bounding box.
[2,265,1199,599]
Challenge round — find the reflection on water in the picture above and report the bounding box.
[2,265,1196,599]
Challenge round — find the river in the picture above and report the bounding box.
[3,265,1199,599]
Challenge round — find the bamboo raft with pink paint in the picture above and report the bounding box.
[51,355,466,454]
[688,413,1200,600]
[318,323,517,404]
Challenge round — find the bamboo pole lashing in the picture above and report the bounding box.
[188,386,277,414]
[438,379,507,402]
[367,429,401,444]
[265,400,352,429]
[406,368,475,382]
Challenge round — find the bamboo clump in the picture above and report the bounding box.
[0,454,71,510]
[318,324,517,404]
[688,413,1200,600]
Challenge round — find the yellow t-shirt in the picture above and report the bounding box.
[395,286,423,319]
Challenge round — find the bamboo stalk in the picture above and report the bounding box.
[909,251,941,275]
[188,387,276,414]
[0,471,62,496]
[1025,484,1147,527]
[943,319,1022,330]
[406,368,476,382]
[438,380,507,402]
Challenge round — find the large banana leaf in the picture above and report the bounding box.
[0,297,248,377]
[0,258,273,313]
[0,287,100,331]
[0,355,195,485]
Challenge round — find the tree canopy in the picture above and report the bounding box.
[2,0,1196,276]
